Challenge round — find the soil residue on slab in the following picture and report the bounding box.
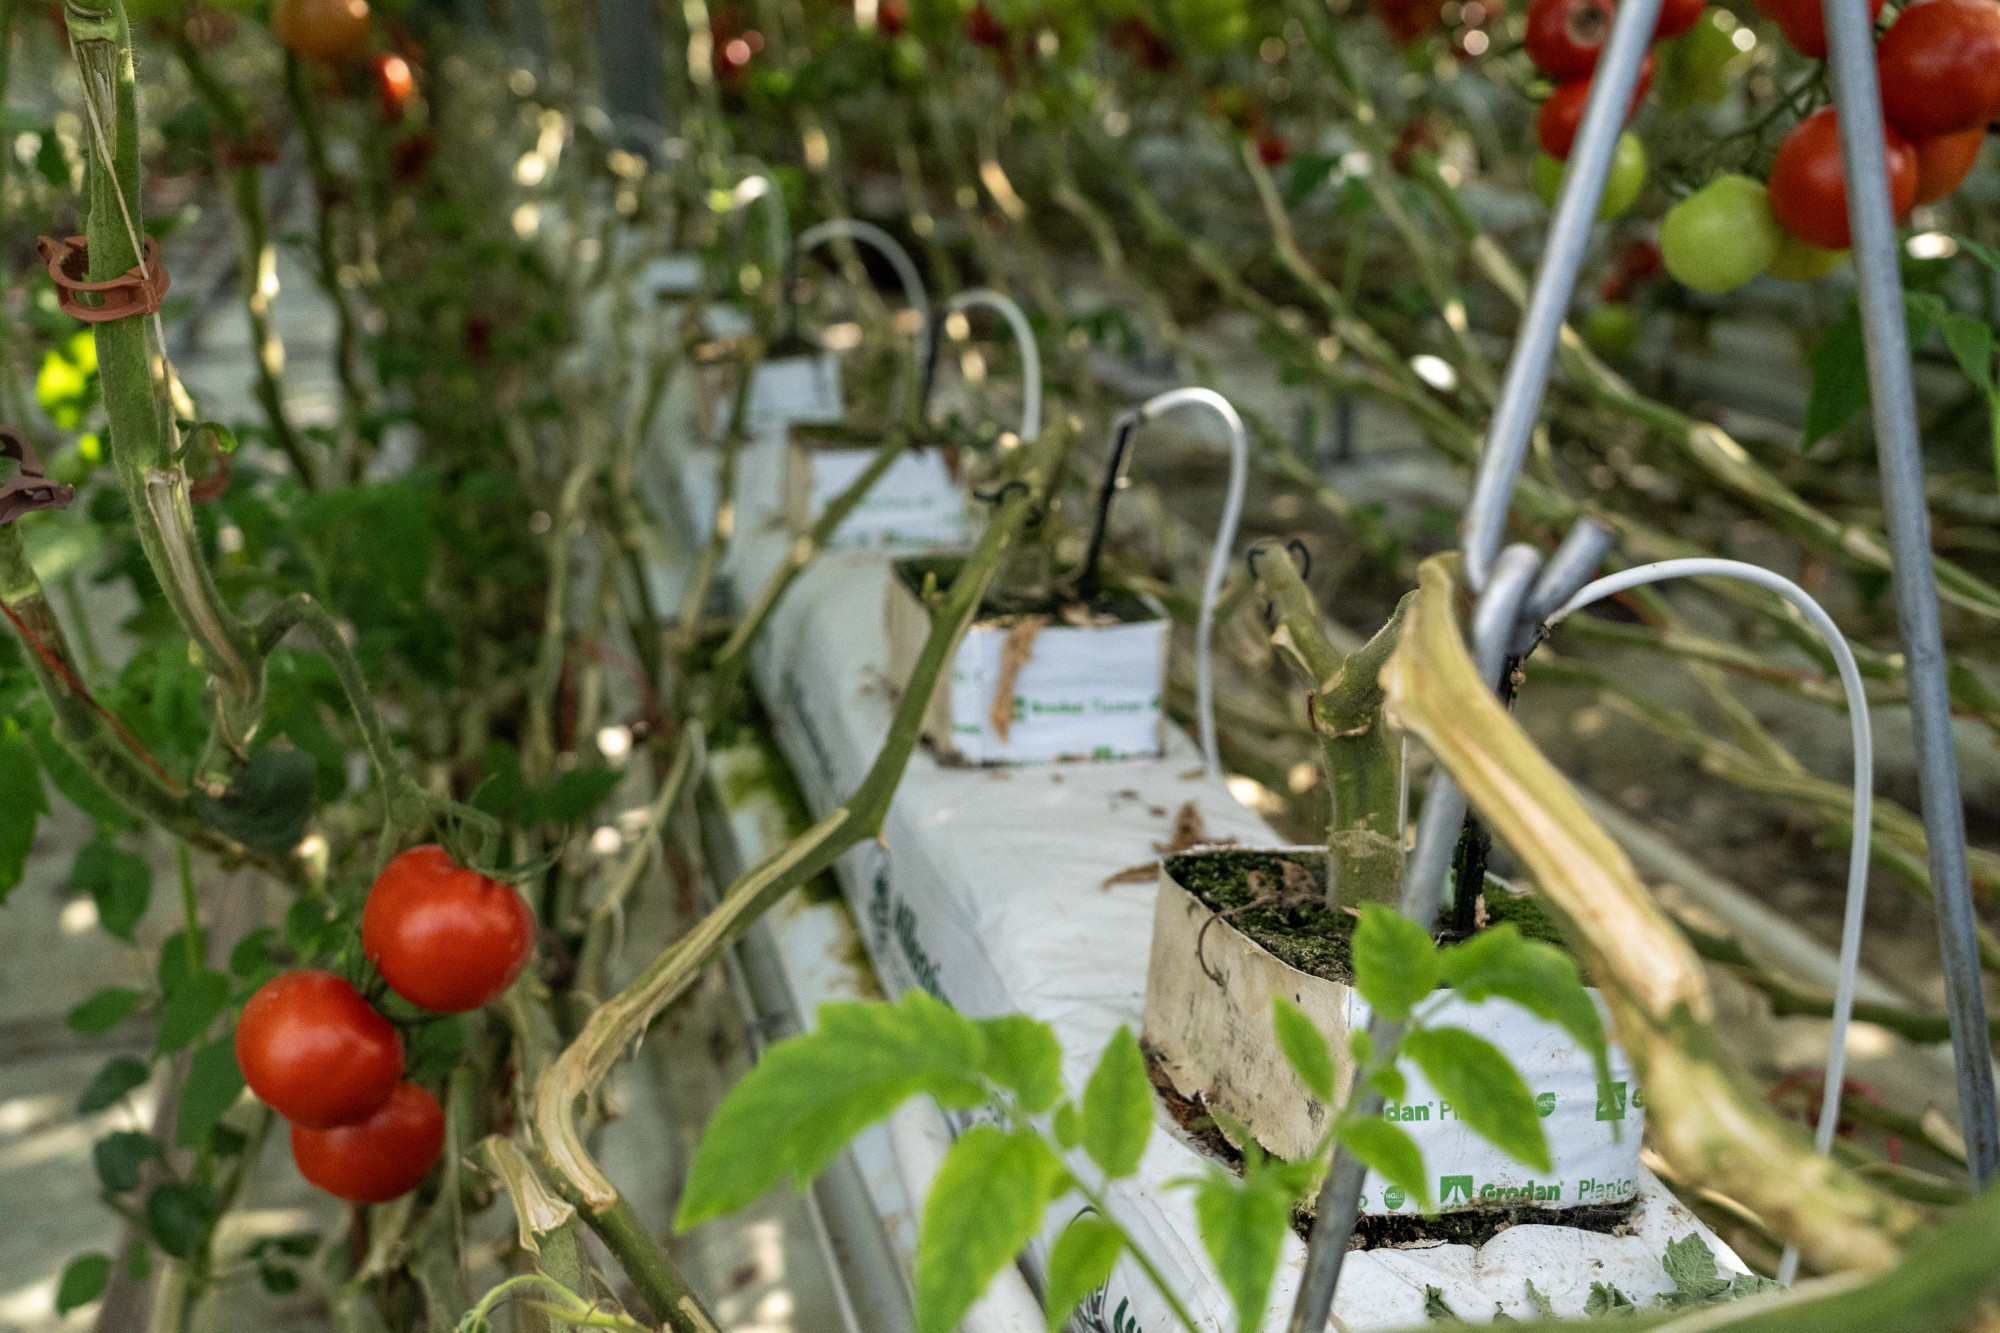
[895,555,1157,625]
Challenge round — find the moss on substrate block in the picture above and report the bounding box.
[1166,849,1571,982]
[894,555,1156,625]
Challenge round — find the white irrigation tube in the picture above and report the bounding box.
[1550,558,1873,1287]
[886,1098,1045,1333]
[724,168,789,286]
[1079,388,1246,776]
[937,288,1042,442]
[794,218,933,367]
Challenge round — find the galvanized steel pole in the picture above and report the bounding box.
[1821,0,1999,1182]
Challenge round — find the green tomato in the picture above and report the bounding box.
[1661,174,1783,295]
[1657,9,1743,110]
[1583,303,1642,359]
[1766,233,1847,282]
[1533,133,1647,220]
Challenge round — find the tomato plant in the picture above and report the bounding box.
[1768,107,1917,251]
[363,845,536,1014]
[1534,130,1647,216]
[1661,174,1785,293]
[236,971,404,1129]
[1535,54,1654,159]
[290,1082,446,1203]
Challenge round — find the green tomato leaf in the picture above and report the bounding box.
[78,1055,151,1113]
[56,1253,112,1315]
[976,1013,1063,1114]
[1042,1214,1123,1331]
[528,764,622,824]
[68,987,143,1035]
[70,838,152,941]
[1952,234,2000,278]
[1803,314,1870,445]
[1941,313,1997,391]
[1403,1026,1551,1173]
[227,927,278,979]
[144,1181,218,1258]
[1338,1117,1432,1212]
[190,747,317,859]
[1438,924,1609,1094]
[1271,995,1336,1102]
[176,1037,246,1148]
[155,970,228,1055]
[92,1130,162,1193]
[676,993,987,1231]
[914,1126,1065,1333]
[1370,1062,1408,1104]
[0,720,47,904]
[157,929,208,996]
[1352,904,1439,1022]
[1052,1101,1081,1150]
[34,130,70,189]
[1080,1026,1152,1179]
[1190,1162,1294,1331]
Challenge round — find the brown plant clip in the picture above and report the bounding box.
[0,427,75,525]
[37,234,171,323]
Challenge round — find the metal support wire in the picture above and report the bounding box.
[1288,542,1579,1333]
[1458,0,1663,591]
[1820,0,1998,1183]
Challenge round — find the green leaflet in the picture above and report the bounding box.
[70,837,151,941]
[77,1056,151,1114]
[1271,995,1336,1102]
[0,720,46,904]
[92,1130,161,1193]
[190,747,317,859]
[1403,1027,1551,1174]
[1438,925,1610,1097]
[1339,1117,1431,1212]
[1190,1157,1301,1332]
[176,1037,245,1148]
[29,720,133,830]
[56,1254,111,1315]
[915,1126,1065,1333]
[1352,904,1438,1021]
[1042,1214,1123,1331]
[676,992,988,1230]
[67,987,143,1035]
[1081,1026,1152,1179]
[155,969,228,1055]
[144,1180,218,1259]
[977,1013,1063,1115]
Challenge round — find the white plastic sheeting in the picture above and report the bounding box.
[652,404,1749,1329]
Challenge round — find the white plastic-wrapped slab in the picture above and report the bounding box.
[648,411,1750,1330]
[801,445,969,552]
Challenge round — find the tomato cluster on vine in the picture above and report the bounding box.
[234,847,534,1203]
[1658,0,1997,294]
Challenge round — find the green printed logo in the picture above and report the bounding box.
[1383,1185,1407,1210]
[1439,1175,1474,1206]
[1536,1092,1557,1118]
[1596,1081,1628,1122]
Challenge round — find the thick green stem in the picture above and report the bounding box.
[674,340,763,663]
[66,2,264,761]
[1248,540,1406,909]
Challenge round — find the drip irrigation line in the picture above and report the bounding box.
[1077,388,1246,776]
[794,217,932,368]
[1553,558,1873,1286]
[922,288,1041,442]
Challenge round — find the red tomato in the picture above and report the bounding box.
[372,53,415,120]
[1768,107,1918,251]
[272,0,371,62]
[1535,54,1654,159]
[236,971,402,1129]
[291,1082,444,1203]
[1912,127,1988,203]
[966,4,1005,45]
[1525,0,1614,79]
[877,0,908,33]
[1257,135,1289,165]
[1373,0,1442,44]
[363,845,535,1014]
[1654,0,1707,39]
[1752,0,1886,58]
[1878,0,2000,140]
